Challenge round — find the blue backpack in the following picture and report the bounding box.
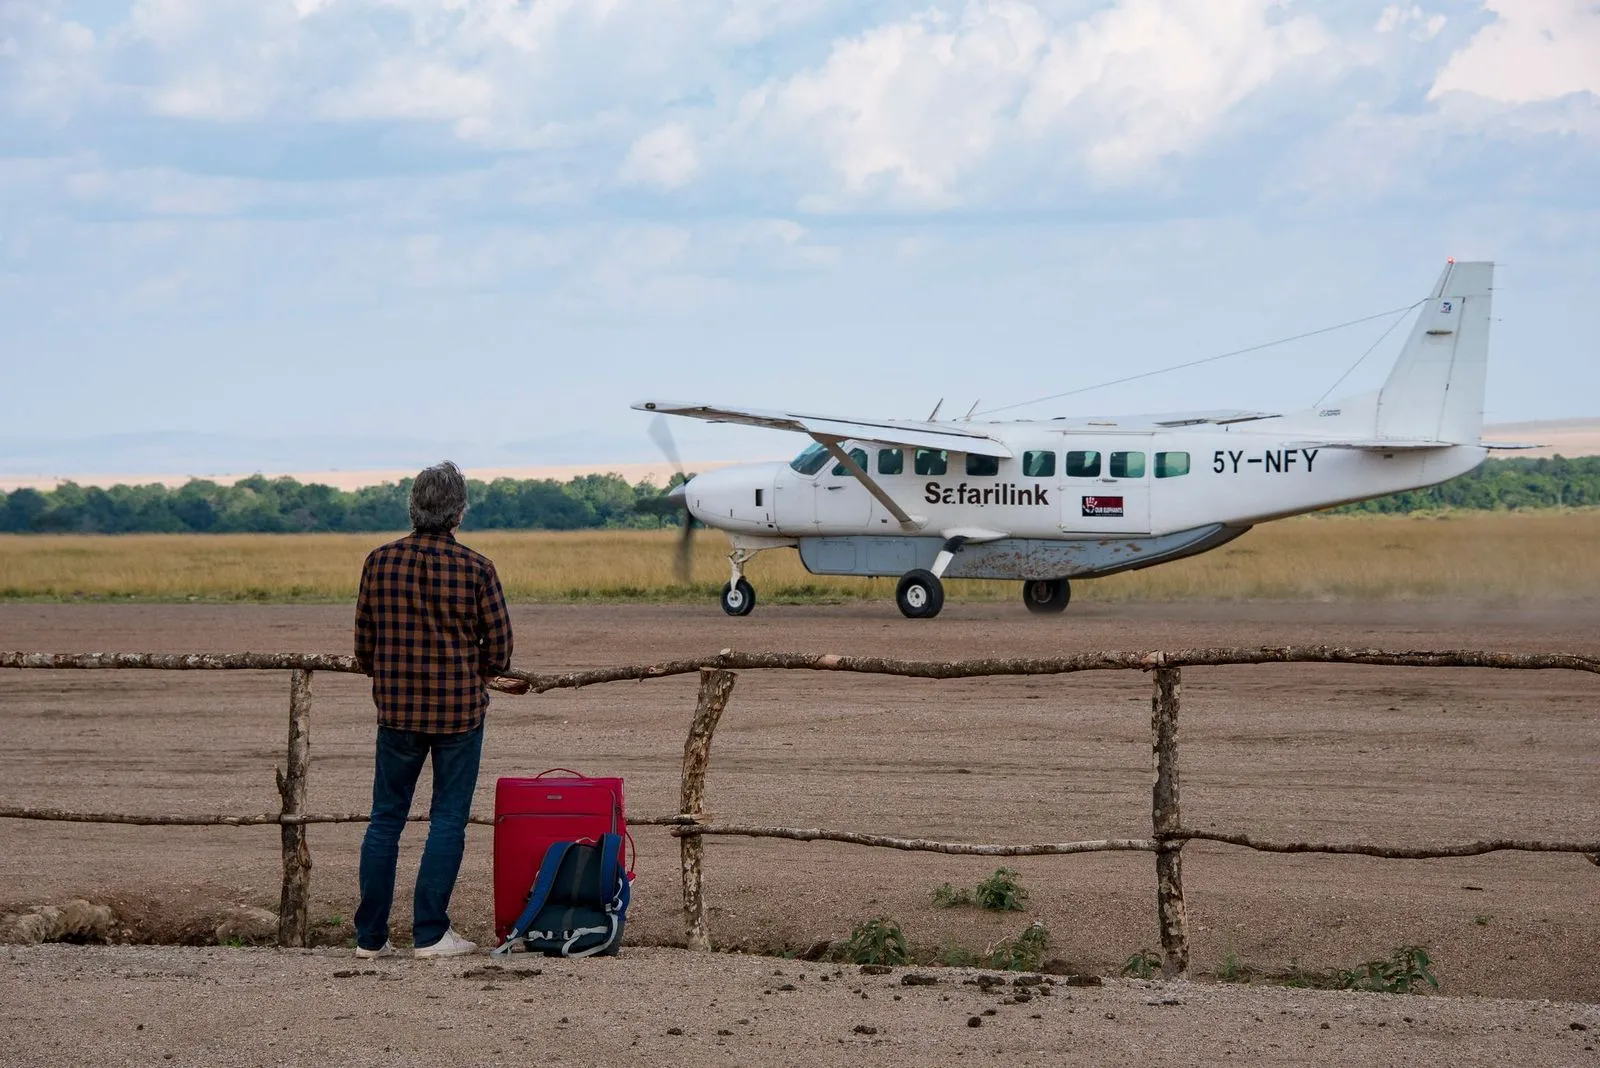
[491,833,631,958]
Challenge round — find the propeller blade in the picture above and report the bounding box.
[648,414,694,583]
[674,511,694,584]
[648,415,685,481]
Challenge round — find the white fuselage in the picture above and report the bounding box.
[681,425,1485,541]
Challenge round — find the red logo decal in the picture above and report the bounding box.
[1082,496,1125,518]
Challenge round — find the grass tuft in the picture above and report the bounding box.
[973,868,1029,912]
[985,921,1051,971]
[840,918,910,966]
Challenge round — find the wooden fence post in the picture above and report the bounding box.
[1151,664,1189,979]
[680,668,736,951]
[276,669,312,948]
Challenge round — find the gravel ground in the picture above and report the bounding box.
[2,599,1598,1063]
[4,943,1598,1068]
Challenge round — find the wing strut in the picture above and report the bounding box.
[813,435,922,532]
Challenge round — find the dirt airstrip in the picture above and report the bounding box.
[1,599,1598,1066]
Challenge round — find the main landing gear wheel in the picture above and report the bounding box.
[720,578,756,616]
[1022,578,1071,615]
[895,569,946,619]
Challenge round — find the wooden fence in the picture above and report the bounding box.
[3,647,1599,976]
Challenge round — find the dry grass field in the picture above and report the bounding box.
[1,511,1597,603]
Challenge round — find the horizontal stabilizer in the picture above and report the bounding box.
[1286,440,1454,452]
[633,400,1014,457]
[1481,441,1545,451]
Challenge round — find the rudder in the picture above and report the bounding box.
[1375,260,1494,444]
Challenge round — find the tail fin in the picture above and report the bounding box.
[1375,260,1494,444]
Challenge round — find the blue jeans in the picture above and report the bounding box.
[355,722,484,951]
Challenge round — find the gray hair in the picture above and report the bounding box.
[410,461,469,533]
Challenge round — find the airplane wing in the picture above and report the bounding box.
[633,400,1014,458]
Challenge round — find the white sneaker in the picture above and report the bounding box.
[354,941,394,960]
[413,929,477,959]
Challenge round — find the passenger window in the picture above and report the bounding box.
[914,449,948,476]
[1155,451,1190,478]
[878,448,904,475]
[832,447,869,476]
[1066,451,1101,478]
[966,454,1000,477]
[1110,451,1146,479]
[1022,450,1056,477]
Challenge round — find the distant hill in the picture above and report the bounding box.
[1480,417,1600,460]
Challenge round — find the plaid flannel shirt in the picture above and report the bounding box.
[354,531,513,733]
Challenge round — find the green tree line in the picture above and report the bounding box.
[1326,455,1600,513]
[0,456,1596,534]
[0,472,683,534]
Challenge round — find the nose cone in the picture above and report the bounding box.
[673,464,780,531]
[667,481,688,506]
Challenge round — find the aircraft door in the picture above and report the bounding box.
[1061,438,1153,534]
[813,446,873,533]
[772,471,815,532]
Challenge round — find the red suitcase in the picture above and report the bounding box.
[493,769,628,943]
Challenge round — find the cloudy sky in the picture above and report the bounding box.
[3,0,1597,471]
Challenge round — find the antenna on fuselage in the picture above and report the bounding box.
[962,400,980,421]
[927,398,944,421]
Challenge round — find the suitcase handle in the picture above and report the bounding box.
[534,768,587,779]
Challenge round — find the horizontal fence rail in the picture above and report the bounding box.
[4,647,1598,973]
[0,806,693,829]
[7,646,1599,688]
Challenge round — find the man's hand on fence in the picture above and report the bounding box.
[489,676,531,695]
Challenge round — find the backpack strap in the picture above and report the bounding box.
[492,840,574,958]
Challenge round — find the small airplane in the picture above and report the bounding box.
[636,260,1526,619]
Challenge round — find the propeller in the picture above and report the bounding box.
[639,415,695,583]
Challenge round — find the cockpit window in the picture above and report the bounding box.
[789,443,830,475]
[914,449,948,476]
[832,447,869,477]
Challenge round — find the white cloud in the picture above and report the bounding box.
[3,0,1596,221]
[320,59,497,124]
[1431,0,1600,104]
[1020,0,1331,179]
[618,123,700,188]
[1375,4,1446,40]
[740,0,1338,207]
[1,5,101,120]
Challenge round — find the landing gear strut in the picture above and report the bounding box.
[1021,578,1071,615]
[720,547,757,616]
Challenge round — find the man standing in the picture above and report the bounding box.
[353,462,513,959]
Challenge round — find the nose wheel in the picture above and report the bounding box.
[720,546,758,616]
[1022,578,1071,615]
[720,577,756,616]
